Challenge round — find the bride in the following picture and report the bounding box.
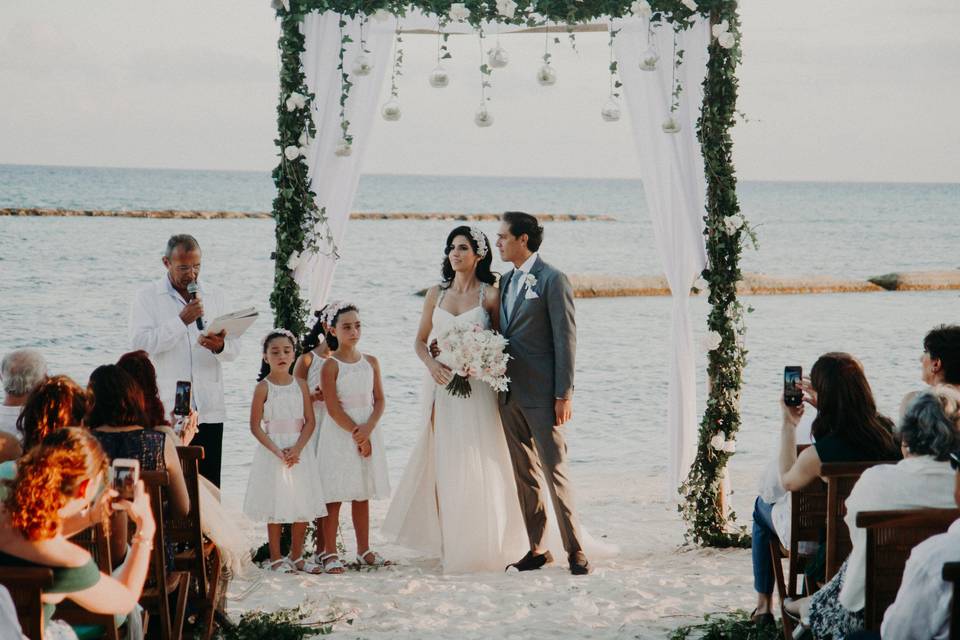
[382,225,528,572]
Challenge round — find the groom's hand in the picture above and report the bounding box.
[555,398,573,426]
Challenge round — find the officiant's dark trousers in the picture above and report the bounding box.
[194,422,224,488]
[499,401,583,555]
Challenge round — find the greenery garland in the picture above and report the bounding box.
[272,0,747,547]
[678,1,752,547]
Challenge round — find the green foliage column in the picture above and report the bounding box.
[679,1,751,547]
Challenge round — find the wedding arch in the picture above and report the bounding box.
[268,0,748,547]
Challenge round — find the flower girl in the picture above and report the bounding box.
[243,329,327,573]
[317,303,391,574]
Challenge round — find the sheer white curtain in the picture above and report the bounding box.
[613,17,710,492]
[293,12,393,311]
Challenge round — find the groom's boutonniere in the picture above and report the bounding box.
[524,273,539,299]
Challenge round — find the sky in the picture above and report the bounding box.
[0,0,957,182]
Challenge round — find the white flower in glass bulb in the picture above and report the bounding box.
[639,46,659,71]
[536,64,557,86]
[717,31,736,49]
[681,0,698,11]
[352,53,373,76]
[429,66,450,88]
[487,44,509,68]
[661,115,681,134]
[381,99,402,121]
[474,104,494,128]
[600,97,621,122]
[630,0,652,19]
[496,0,518,19]
[710,434,726,451]
[283,145,301,161]
[334,140,352,157]
[448,3,471,22]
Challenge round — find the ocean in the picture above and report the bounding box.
[1,163,957,523]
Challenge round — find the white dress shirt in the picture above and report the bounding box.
[0,405,21,439]
[128,276,240,424]
[838,455,957,611]
[881,518,960,640]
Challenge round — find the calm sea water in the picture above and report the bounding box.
[1,164,957,517]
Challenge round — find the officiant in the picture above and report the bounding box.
[128,233,240,487]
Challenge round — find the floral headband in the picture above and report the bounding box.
[320,300,355,327]
[261,327,296,348]
[470,227,488,259]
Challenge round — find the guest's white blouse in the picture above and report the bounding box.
[881,518,960,640]
[839,455,956,611]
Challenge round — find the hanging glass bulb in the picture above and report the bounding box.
[639,46,659,71]
[536,64,557,86]
[600,97,621,123]
[474,103,494,128]
[334,139,353,156]
[352,53,373,76]
[661,115,682,134]
[487,44,509,69]
[381,99,401,122]
[428,65,450,88]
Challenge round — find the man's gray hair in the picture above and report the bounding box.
[898,385,960,461]
[1,349,48,396]
[164,234,200,258]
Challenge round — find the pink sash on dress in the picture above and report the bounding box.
[338,394,372,411]
[263,418,304,434]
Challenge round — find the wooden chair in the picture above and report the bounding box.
[942,561,960,640]
[141,470,191,640]
[857,508,960,631]
[821,460,895,581]
[54,516,121,639]
[0,567,53,640]
[170,446,223,640]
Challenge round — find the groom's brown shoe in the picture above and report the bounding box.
[505,550,553,572]
[568,551,591,575]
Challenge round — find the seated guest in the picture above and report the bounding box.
[900,324,960,418]
[879,401,960,640]
[796,386,960,638]
[0,375,88,465]
[751,352,900,624]
[0,428,155,629]
[0,349,48,460]
[117,350,198,444]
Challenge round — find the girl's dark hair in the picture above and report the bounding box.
[257,330,298,381]
[17,375,87,451]
[502,211,544,252]
[85,365,148,429]
[810,352,899,460]
[323,304,360,352]
[302,311,326,353]
[441,226,496,286]
[116,350,166,428]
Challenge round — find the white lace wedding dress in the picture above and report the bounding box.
[383,286,529,573]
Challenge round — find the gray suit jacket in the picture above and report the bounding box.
[499,256,576,408]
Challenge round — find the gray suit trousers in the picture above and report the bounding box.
[499,399,582,556]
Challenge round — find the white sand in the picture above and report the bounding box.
[225,470,755,638]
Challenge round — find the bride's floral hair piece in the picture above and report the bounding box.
[470,226,489,258]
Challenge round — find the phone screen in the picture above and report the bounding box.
[174,380,192,416]
[784,366,803,407]
[112,460,139,501]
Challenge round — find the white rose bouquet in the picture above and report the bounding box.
[436,323,511,398]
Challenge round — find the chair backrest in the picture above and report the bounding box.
[821,460,896,581]
[141,470,171,594]
[169,446,207,594]
[857,508,960,631]
[790,445,828,551]
[53,516,120,640]
[0,567,53,640]
[942,561,960,640]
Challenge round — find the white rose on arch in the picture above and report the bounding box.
[283,145,301,161]
[286,250,302,271]
[630,0,652,18]
[285,92,307,112]
[711,20,729,38]
[717,31,736,49]
[710,434,726,451]
[496,0,518,19]
[702,330,722,352]
[722,439,737,453]
[448,3,471,22]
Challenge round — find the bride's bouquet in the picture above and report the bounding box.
[436,323,511,398]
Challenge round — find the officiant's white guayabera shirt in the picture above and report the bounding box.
[129,276,240,424]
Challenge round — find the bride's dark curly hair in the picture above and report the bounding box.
[441,225,497,287]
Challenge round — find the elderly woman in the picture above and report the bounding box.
[0,428,155,633]
[0,349,48,460]
[793,386,960,639]
[751,353,900,624]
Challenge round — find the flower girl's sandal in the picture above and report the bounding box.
[357,549,392,567]
[290,554,324,575]
[265,557,296,574]
[320,553,346,575]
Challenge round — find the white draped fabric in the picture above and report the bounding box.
[294,13,393,311]
[613,17,710,491]
[297,12,710,492]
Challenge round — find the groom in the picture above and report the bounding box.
[496,211,589,575]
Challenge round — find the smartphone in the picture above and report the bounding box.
[949,451,960,472]
[784,366,803,407]
[173,380,192,416]
[111,458,140,501]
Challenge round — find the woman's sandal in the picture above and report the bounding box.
[265,557,297,574]
[290,554,324,575]
[356,549,392,567]
[320,552,346,575]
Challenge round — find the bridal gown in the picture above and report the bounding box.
[383,288,529,573]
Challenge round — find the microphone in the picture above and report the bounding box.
[187,282,204,331]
